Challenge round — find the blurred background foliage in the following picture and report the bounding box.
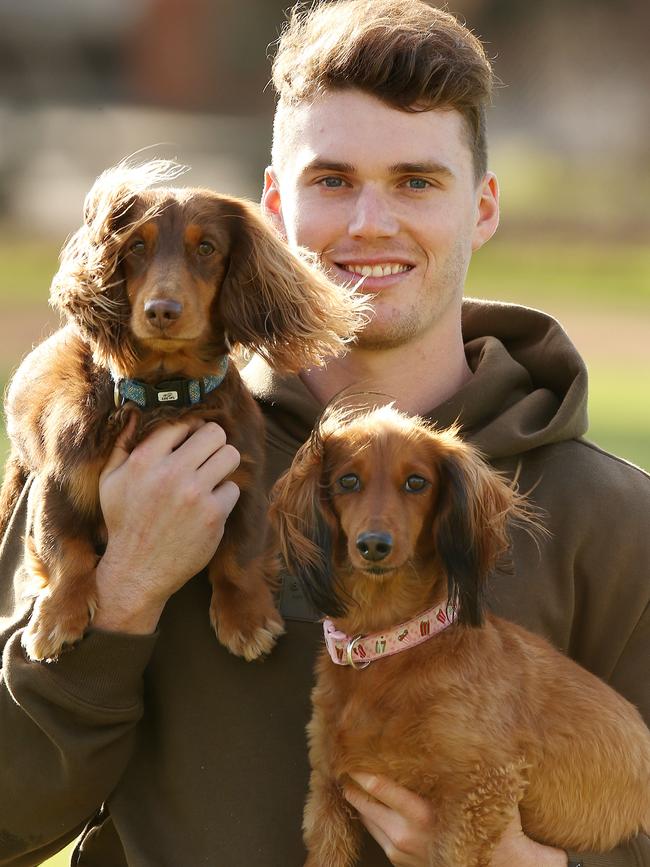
[1,0,648,482]
[0,0,647,863]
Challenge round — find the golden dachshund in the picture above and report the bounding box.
[271,404,650,866]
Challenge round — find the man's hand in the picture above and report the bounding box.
[93,419,241,635]
[343,772,568,866]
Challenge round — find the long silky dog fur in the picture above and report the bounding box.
[271,404,650,866]
[0,159,366,662]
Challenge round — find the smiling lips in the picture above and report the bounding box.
[339,262,413,278]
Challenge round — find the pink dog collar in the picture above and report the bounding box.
[323,601,457,669]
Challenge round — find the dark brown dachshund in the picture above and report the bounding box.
[271,405,650,866]
[0,159,365,663]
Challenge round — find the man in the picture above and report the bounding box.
[0,2,648,866]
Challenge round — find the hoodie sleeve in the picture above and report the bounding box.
[566,453,650,867]
[571,449,650,725]
[0,482,157,865]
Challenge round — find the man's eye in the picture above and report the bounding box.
[338,473,360,491]
[129,239,146,255]
[319,176,345,189]
[404,178,431,190]
[198,240,215,256]
[404,475,428,492]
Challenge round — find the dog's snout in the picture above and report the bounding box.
[144,298,183,328]
[356,531,393,562]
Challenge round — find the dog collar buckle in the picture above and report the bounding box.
[346,634,371,670]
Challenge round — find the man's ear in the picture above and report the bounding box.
[471,171,499,252]
[261,167,287,240]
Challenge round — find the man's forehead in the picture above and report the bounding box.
[277,90,471,178]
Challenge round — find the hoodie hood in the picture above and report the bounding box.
[243,298,589,462]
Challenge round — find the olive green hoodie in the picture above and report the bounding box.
[0,300,648,866]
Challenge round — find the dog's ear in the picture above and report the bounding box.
[218,198,366,372]
[50,160,182,368]
[50,185,132,361]
[432,437,522,627]
[269,436,344,617]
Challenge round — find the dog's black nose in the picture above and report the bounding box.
[145,298,183,328]
[356,531,393,561]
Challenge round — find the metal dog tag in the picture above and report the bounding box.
[157,390,179,402]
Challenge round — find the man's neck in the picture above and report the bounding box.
[300,317,472,416]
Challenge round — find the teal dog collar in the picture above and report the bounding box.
[114,355,229,409]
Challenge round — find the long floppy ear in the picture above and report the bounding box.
[269,436,344,617]
[50,159,186,367]
[218,198,367,372]
[432,434,529,627]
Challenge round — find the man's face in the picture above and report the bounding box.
[263,90,498,350]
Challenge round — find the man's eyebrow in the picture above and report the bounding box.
[388,161,455,178]
[299,158,456,178]
[299,158,357,175]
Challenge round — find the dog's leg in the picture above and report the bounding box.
[208,546,283,660]
[428,762,528,867]
[303,771,362,867]
[20,477,101,662]
[208,483,283,660]
[22,534,100,662]
[0,449,28,539]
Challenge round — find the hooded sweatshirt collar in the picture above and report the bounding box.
[242,299,589,461]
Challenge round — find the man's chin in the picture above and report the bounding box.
[351,317,421,351]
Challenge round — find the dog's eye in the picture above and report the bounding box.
[129,239,146,255]
[198,240,216,256]
[404,475,428,492]
[338,473,360,492]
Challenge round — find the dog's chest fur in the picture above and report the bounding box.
[308,624,523,799]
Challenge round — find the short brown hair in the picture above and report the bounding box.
[271,0,494,180]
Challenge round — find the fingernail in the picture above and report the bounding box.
[349,772,374,789]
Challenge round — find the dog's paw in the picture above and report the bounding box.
[22,594,96,662]
[211,609,285,661]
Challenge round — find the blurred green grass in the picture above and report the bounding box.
[3,240,61,308]
[466,240,650,312]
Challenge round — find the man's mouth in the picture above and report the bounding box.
[338,262,413,278]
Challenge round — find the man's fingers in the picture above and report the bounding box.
[171,421,228,469]
[344,773,437,863]
[197,444,241,490]
[357,815,397,862]
[126,417,211,463]
[344,783,411,863]
[344,781,395,829]
[348,773,431,825]
[212,479,241,513]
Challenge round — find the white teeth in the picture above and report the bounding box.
[344,263,410,277]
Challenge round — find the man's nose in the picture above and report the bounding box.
[348,185,398,239]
